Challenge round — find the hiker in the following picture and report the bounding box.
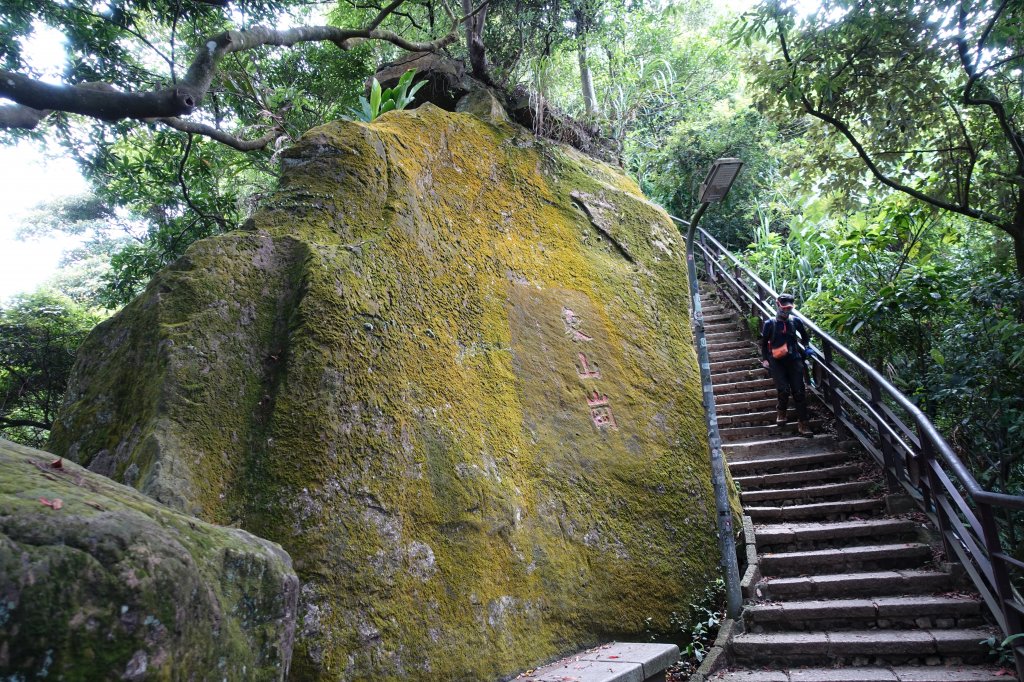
[760,293,813,437]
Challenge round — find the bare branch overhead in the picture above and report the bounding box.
[0,0,462,135]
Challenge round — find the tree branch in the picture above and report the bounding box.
[175,134,229,233]
[158,116,283,151]
[0,103,51,129]
[774,21,1008,232]
[0,417,52,430]
[0,3,462,131]
[956,0,1024,172]
[801,97,1006,229]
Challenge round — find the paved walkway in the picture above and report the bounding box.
[697,286,1013,682]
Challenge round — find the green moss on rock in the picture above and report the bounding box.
[51,103,721,680]
[0,438,297,680]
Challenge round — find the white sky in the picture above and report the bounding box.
[0,23,90,305]
[0,142,89,304]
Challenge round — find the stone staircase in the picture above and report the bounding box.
[696,289,1014,682]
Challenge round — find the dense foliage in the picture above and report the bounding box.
[736,0,1024,274]
[0,291,104,447]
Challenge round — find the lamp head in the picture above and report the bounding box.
[697,158,744,204]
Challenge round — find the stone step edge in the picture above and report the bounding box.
[733,464,864,490]
[753,518,918,545]
[744,594,983,622]
[741,480,874,503]
[727,450,853,472]
[744,497,885,521]
[752,569,955,600]
[729,627,996,657]
[706,665,1015,681]
[518,642,679,682]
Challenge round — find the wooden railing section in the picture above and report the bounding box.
[675,217,1024,675]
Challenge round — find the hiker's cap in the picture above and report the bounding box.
[777,293,795,308]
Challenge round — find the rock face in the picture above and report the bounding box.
[50,99,720,680]
[0,438,297,680]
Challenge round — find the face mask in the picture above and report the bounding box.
[778,307,792,318]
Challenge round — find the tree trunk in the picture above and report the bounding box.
[578,45,597,117]
[1014,187,1024,278]
[462,0,490,83]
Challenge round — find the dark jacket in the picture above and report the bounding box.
[760,315,810,362]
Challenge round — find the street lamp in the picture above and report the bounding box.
[683,157,744,619]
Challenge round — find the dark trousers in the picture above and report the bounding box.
[770,356,808,421]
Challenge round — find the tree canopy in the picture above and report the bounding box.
[737,0,1024,274]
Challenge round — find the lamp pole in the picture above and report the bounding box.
[681,158,743,620]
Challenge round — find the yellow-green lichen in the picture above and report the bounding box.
[52,103,723,680]
[0,438,297,681]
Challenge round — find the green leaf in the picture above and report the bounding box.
[369,78,382,120]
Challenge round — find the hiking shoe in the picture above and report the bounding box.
[798,420,813,437]
[776,409,787,426]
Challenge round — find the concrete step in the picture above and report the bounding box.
[744,595,984,632]
[734,463,864,491]
[709,341,755,355]
[710,357,763,373]
[713,378,776,398]
[710,665,1013,681]
[741,480,876,506]
[717,408,804,427]
[729,628,994,666]
[755,519,920,550]
[720,420,826,442]
[712,367,770,384]
[728,450,852,475]
[705,325,744,338]
[754,569,954,601]
[703,312,736,324]
[518,641,679,681]
[745,497,885,522]
[717,397,778,415]
[707,345,757,358]
[725,436,854,462]
[760,543,932,577]
[706,330,747,343]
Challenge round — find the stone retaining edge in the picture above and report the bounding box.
[740,515,761,599]
[686,618,741,682]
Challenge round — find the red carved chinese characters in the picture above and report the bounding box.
[561,307,594,342]
[586,391,617,429]
[576,352,601,379]
[563,305,617,430]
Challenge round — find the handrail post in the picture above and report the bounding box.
[917,421,956,562]
[977,500,1024,676]
[752,281,767,338]
[822,340,842,419]
[868,377,900,492]
[698,231,715,281]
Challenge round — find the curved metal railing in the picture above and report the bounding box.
[670,215,1024,675]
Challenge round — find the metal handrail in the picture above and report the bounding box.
[669,214,1024,675]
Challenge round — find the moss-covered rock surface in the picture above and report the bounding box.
[51,100,720,680]
[0,438,297,680]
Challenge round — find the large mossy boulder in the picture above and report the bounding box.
[0,438,297,680]
[51,98,721,680]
